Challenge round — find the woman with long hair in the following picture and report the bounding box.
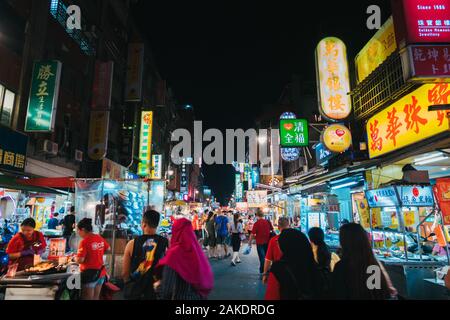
[266,229,324,300]
[230,213,244,266]
[155,218,214,300]
[331,223,397,300]
[308,227,340,272]
[205,211,217,258]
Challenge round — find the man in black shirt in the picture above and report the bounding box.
[122,210,168,300]
[61,206,76,252]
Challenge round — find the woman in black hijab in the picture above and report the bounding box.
[269,229,324,300]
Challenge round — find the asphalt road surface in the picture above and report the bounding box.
[208,244,266,300]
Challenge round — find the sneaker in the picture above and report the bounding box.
[225,253,231,258]
[231,261,236,266]
[236,260,242,264]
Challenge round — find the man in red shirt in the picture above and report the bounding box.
[263,217,290,299]
[248,209,273,276]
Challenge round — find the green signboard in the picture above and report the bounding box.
[280,119,309,147]
[25,60,62,132]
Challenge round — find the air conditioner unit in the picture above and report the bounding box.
[36,139,53,154]
[50,142,58,156]
[74,149,83,162]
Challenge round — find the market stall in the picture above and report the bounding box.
[365,184,449,299]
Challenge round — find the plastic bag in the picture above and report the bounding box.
[243,244,252,255]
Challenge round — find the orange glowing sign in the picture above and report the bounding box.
[316,37,352,121]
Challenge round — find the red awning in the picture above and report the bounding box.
[17,177,76,189]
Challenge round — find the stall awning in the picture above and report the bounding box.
[0,175,68,195]
[18,177,75,189]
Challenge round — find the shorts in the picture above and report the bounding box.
[84,276,106,288]
[216,235,227,245]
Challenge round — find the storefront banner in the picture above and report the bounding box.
[392,0,450,46]
[405,45,450,79]
[0,126,27,173]
[365,187,400,208]
[247,190,268,208]
[125,43,144,102]
[91,61,114,109]
[356,16,397,84]
[101,158,127,179]
[279,119,309,147]
[321,124,352,153]
[433,178,450,225]
[400,185,434,207]
[371,208,383,228]
[404,211,416,227]
[381,210,393,227]
[150,154,162,179]
[235,174,243,201]
[367,83,450,159]
[138,111,153,176]
[25,60,62,132]
[88,111,110,160]
[315,37,352,120]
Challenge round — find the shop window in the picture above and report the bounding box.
[0,84,15,127]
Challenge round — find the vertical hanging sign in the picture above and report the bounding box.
[125,43,144,102]
[25,60,62,132]
[138,111,153,176]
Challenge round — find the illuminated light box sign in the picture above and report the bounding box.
[321,124,352,153]
[138,111,153,176]
[315,142,334,166]
[399,185,434,207]
[366,83,450,159]
[404,44,450,79]
[315,37,352,121]
[365,187,400,208]
[247,190,268,208]
[0,126,28,173]
[280,119,309,147]
[356,17,397,84]
[392,0,450,46]
[235,173,243,201]
[25,60,62,132]
[150,154,162,179]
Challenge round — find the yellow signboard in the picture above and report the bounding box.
[404,211,416,227]
[315,37,352,120]
[356,199,370,229]
[367,83,450,159]
[138,111,153,176]
[322,124,352,153]
[355,17,397,84]
[88,111,109,160]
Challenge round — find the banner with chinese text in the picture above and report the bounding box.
[25,60,62,132]
[433,178,450,225]
[0,125,28,173]
[367,83,450,158]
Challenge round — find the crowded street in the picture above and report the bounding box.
[1,0,450,309]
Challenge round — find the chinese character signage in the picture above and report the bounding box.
[150,154,163,179]
[321,124,352,153]
[392,0,450,46]
[315,142,334,166]
[88,111,110,160]
[433,178,450,225]
[235,174,243,201]
[356,17,397,83]
[280,119,309,147]
[91,61,114,109]
[315,37,352,121]
[138,111,153,176]
[400,186,434,206]
[101,158,127,179]
[25,60,62,132]
[367,84,450,159]
[365,187,400,208]
[247,190,268,208]
[0,125,28,173]
[125,43,144,102]
[405,44,450,79]
[180,159,188,192]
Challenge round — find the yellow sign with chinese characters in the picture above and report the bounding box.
[316,37,352,120]
[355,17,397,83]
[322,124,352,153]
[367,83,450,159]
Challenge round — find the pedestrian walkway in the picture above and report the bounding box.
[208,244,266,300]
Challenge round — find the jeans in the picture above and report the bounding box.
[256,244,268,274]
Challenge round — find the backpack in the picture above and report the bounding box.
[215,216,228,237]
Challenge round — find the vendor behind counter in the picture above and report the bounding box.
[5,218,46,271]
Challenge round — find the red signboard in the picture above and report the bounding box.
[433,178,450,225]
[392,0,450,47]
[407,44,450,78]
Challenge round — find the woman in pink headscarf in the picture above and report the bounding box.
[155,218,214,300]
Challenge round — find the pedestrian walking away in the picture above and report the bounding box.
[61,206,76,252]
[248,209,273,276]
[204,211,218,259]
[154,218,214,300]
[215,210,230,259]
[230,213,244,266]
[122,210,169,300]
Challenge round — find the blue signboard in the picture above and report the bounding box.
[315,143,334,166]
[400,186,434,207]
[0,125,28,173]
[251,166,260,188]
[365,186,399,208]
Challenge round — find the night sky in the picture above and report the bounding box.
[133,0,391,204]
